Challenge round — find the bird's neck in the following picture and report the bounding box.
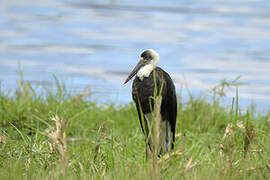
[137,64,155,80]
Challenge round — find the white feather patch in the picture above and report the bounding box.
[137,64,154,80]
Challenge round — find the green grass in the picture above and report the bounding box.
[0,74,270,180]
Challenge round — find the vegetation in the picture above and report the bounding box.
[0,73,269,180]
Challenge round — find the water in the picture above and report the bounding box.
[0,0,270,112]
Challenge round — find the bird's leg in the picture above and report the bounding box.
[145,126,153,159]
[145,142,152,159]
[144,114,153,159]
[165,121,171,153]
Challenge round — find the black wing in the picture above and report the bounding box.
[132,67,177,149]
[157,67,177,149]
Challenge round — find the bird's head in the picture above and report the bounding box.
[124,49,159,84]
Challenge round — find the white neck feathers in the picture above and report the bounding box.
[136,49,160,81]
[137,64,154,80]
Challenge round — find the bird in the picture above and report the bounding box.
[124,49,177,156]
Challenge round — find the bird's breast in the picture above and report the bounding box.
[132,75,158,113]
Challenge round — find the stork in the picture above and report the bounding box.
[124,49,177,156]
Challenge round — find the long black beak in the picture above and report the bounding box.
[124,61,144,84]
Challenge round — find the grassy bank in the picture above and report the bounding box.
[0,75,269,180]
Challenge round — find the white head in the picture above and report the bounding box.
[124,49,160,84]
[140,49,160,66]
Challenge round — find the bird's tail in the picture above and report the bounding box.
[158,120,171,154]
[144,114,172,156]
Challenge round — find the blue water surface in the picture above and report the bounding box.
[0,0,270,113]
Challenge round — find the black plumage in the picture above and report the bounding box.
[124,49,177,155]
[132,67,177,153]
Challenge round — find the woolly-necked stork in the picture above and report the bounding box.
[124,49,177,155]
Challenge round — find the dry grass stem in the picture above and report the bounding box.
[236,120,245,130]
[78,162,86,177]
[67,137,91,142]
[242,149,262,153]
[158,149,183,164]
[223,123,234,139]
[175,133,182,138]
[25,158,31,171]
[0,136,6,144]
[184,157,197,173]
[47,115,68,172]
[151,95,162,179]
